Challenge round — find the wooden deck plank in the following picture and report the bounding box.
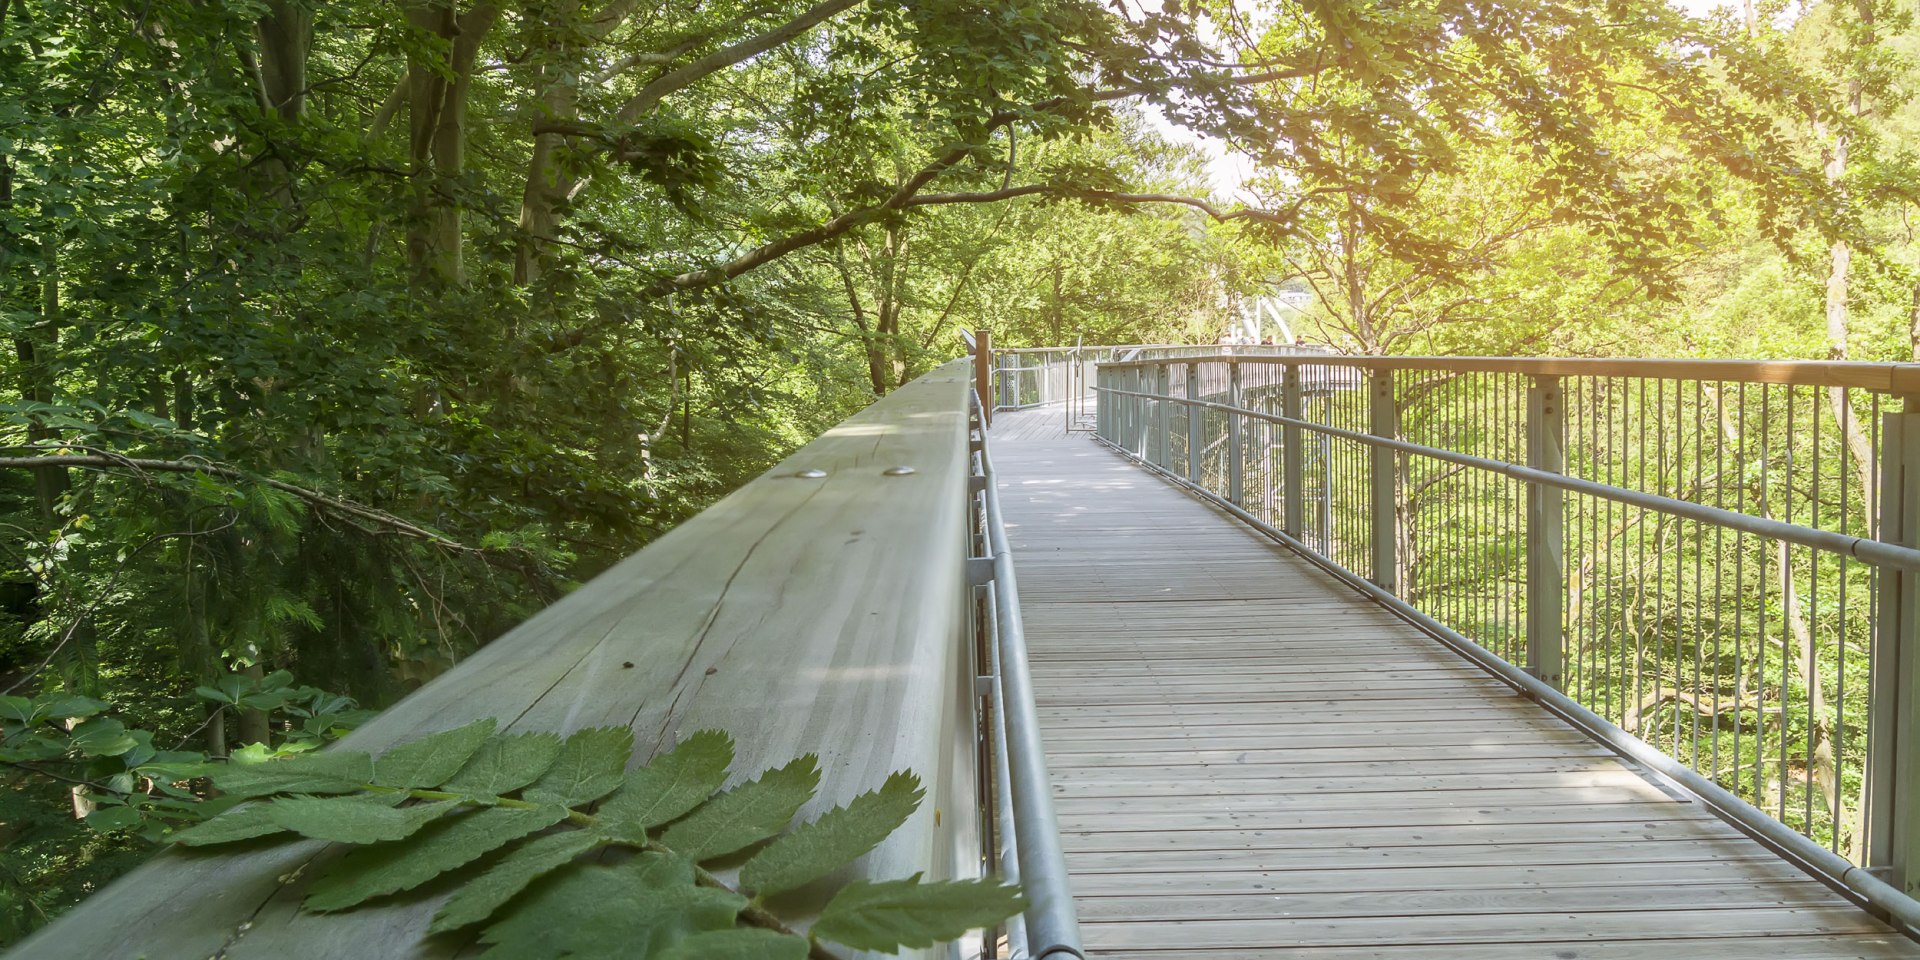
[990,427,1920,958]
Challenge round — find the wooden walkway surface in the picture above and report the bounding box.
[988,404,1920,959]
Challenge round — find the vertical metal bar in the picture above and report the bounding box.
[1869,409,1920,891]
[1283,363,1305,538]
[1186,362,1202,483]
[1370,369,1399,593]
[1228,362,1245,506]
[1154,363,1172,471]
[974,330,993,427]
[1527,375,1566,689]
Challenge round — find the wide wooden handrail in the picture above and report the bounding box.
[18,363,984,959]
[1099,352,1920,393]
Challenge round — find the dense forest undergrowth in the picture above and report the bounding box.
[5,0,1920,942]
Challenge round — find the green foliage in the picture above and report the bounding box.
[175,726,1020,957]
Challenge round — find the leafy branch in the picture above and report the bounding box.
[170,720,1023,959]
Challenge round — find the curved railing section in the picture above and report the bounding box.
[1095,352,1920,926]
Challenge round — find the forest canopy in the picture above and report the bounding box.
[2,0,1915,940]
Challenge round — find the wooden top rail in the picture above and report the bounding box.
[18,362,982,959]
[1100,352,1920,393]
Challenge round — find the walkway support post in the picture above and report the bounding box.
[1283,363,1305,538]
[1871,409,1920,893]
[1228,362,1245,506]
[974,330,992,428]
[1153,364,1172,470]
[1186,362,1202,483]
[1369,369,1398,592]
[1526,375,1566,689]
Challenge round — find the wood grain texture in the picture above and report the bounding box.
[17,362,982,959]
[988,420,1920,958]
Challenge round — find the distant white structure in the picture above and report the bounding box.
[1227,290,1313,344]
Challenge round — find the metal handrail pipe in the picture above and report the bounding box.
[1096,385,1920,572]
[983,580,1030,958]
[974,391,1086,960]
[1090,431,1920,936]
[1098,352,1920,393]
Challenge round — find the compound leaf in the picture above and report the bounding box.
[372,718,498,789]
[207,750,374,798]
[740,770,922,896]
[305,804,569,911]
[814,874,1026,953]
[171,793,405,846]
[477,853,742,960]
[266,796,458,844]
[522,726,630,807]
[442,732,563,797]
[657,754,819,862]
[594,729,732,839]
[428,828,600,934]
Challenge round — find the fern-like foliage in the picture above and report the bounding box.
[171,720,1023,958]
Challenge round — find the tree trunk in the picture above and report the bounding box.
[405,1,498,288]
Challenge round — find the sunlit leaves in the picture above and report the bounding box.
[656,754,820,861]
[814,875,1028,953]
[595,729,733,838]
[740,770,923,896]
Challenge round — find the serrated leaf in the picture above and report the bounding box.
[595,729,732,839]
[372,718,497,789]
[522,726,630,807]
[266,796,458,844]
[208,750,374,798]
[653,929,808,960]
[657,754,819,862]
[172,793,407,846]
[477,853,742,959]
[306,804,568,911]
[442,732,562,797]
[428,829,601,934]
[814,875,1026,953]
[171,802,283,845]
[741,770,923,896]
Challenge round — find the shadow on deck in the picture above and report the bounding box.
[989,404,1920,959]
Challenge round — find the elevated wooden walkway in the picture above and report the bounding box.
[989,404,1920,959]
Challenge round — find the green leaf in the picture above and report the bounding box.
[36,693,109,721]
[477,853,743,959]
[171,802,284,846]
[373,718,498,789]
[741,770,923,896]
[172,794,407,846]
[208,750,375,798]
[594,729,732,839]
[814,875,1026,953]
[85,805,143,833]
[521,726,631,807]
[428,829,600,934]
[266,796,458,844]
[657,754,819,862]
[442,732,563,797]
[69,717,139,757]
[306,804,569,911]
[653,929,808,960]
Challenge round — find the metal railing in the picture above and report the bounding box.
[991,343,1329,412]
[968,389,1084,960]
[1094,353,1920,920]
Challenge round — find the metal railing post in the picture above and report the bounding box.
[1368,369,1398,593]
[973,330,992,428]
[1153,363,1172,470]
[1525,375,1566,689]
[1186,362,1202,482]
[1282,363,1304,538]
[1227,362,1245,506]
[1870,410,1920,892]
